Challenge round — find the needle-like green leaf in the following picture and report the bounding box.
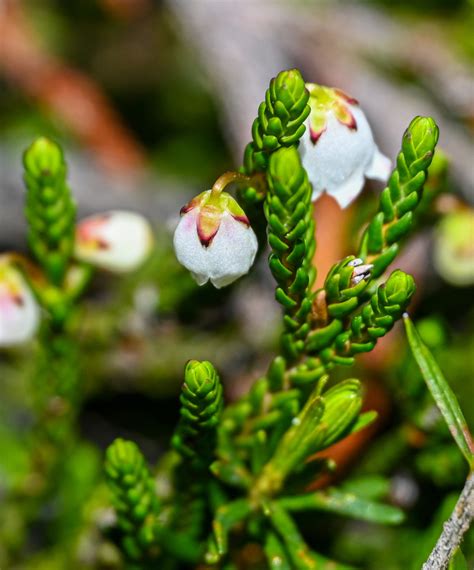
[278,488,404,525]
[449,548,469,570]
[404,314,474,468]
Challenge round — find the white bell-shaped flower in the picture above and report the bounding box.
[299,84,391,208]
[75,211,154,273]
[173,190,258,288]
[0,261,40,346]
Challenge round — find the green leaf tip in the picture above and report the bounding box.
[183,359,220,393]
[404,116,439,158]
[23,137,65,178]
[403,314,474,468]
[243,68,310,176]
[272,68,308,111]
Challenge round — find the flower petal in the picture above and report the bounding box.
[330,169,366,208]
[365,147,392,182]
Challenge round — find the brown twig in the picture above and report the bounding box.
[423,471,474,570]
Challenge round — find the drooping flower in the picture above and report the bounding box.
[299,84,391,208]
[0,261,40,346]
[75,211,154,273]
[173,190,258,288]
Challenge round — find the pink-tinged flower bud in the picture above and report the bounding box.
[173,190,258,288]
[75,211,154,273]
[0,261,40,346]
[299,84,391,208]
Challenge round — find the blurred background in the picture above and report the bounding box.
[0,0,473,568]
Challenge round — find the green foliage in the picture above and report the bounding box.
[32,334,80,449]
[172,360,224,468]
[171,360,224,539]
[240,69,310,207]
[5,64,470,570]
[23,137,76,288]
[244,69,310,174]
[264,146,316,365]
[278,488,404,524]
[105,439,160,567]
[358,116,439,278]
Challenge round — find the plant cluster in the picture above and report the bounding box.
[0,69,472,570]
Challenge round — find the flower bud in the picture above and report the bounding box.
[299,84,391,208]
[403,116,439,171]
[381,270,416,307]
[319,379,363,449]
[173,190,258,288]
[0,261,40,346]
[433,210,474,286]
[75,211,153,273]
